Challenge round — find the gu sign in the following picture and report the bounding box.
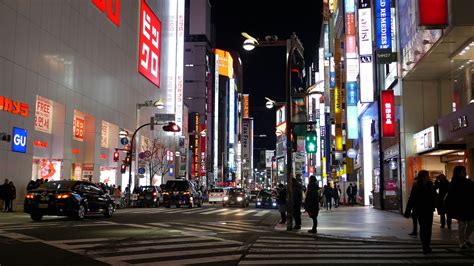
[138,0,162,87]
[12,127,27,153]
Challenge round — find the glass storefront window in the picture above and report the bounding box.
[32,158,62,181]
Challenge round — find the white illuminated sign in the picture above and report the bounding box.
[346,58,359,82]
[358,8,373,55]
[360,56,374,103]
[413,126,436,154]
[229,79,235,144]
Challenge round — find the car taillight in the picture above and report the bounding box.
[55,193,71,199]
[25,193,34,199]
[183,192,190,195]
[153,192,157,196]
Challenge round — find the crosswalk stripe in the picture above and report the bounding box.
[240,259,474,265]
[251,243,458,249]
[253,210,270,216]
[131,254,243,266]
[146,222,171,227]
[203,222,268,233]
[168,222,244,233]
[48,237,124,244]
[245,253,460,259]
[236,210,258,216]
[97,246,245,265]
[199,208,230,214]
[89,240,240,255]
[256,240,366,244]
[248,248,451,254]
[218,209,243,215]
[69,236,205,250]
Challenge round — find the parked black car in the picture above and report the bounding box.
[24,180,115,221]
[256,189,278,209]
[223,188,250,208]
[136,185,161,207]
[162,180,203,208]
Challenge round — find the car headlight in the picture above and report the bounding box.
[257,202,261,205]
[237,196,243,202]
[272,202,277,206]
[223,196,229,201]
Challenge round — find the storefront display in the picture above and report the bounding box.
[32,158,62,181]
[100,167,116,185]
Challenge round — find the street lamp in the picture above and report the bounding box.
[242,32,304,231]
[265,97,285,109]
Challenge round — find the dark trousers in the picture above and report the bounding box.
[311,216,318,231]
[334,197,339,207]
[4,198,12,211]
[350,195,356,206]
[412,212,418,233]
[293,206,301,227]
[417,213,433,250]
[325,197,332,210]
[440,212,452,228]
[280,211,287,223]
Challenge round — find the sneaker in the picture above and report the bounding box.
[307,229,317,234]
[293,226,301,230]
[408,232,418,236]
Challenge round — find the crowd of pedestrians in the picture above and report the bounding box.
[0,179,16,212]
[404,166,474,254]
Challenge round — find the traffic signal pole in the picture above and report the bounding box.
[127,122,151,207]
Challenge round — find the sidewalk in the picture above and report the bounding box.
[275,205,472,244]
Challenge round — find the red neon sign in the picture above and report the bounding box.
[92,0,120,27]
[33,140,48,148]
[72,148,81,154]
[200,124,206,177]
[138,0,161,87]
[0,96,28,117]
[381,90,395,137]
[101,153,107,160]
[419,0,447,27]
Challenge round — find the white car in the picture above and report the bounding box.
[208,188,225,204]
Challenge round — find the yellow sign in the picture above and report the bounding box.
[214,49,233,78]
[243,94,249,118]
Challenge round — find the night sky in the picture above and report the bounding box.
[210,1,323,152]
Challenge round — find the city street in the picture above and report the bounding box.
[0,205,473,265]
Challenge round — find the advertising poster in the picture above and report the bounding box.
[101,121,109,148]
[35,96,54,134]
[73,113,85,142]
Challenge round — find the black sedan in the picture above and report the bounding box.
[255,189,278,209]
[222,188,250,208]
[24,180,115,221]
[136,186,161,207]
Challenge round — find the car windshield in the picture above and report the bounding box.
[258,190,272,197]
[38,181,77,190]
[139,186,156,192]
[211,188,224,193]
[165,181,189,191]
[228,188,245,195]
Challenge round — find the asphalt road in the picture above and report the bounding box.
[0,204,473,265]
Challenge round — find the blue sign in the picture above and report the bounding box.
[347,82,358,106]
[12,127,27,153]
[345,0,355,13]
[330,72,335,88]
[120,137,128,145]
[376,0,391,50]
[138,167,145,175]
[324,24,330,58]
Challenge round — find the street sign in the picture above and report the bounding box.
[138,167,145,175]
[144,150,152,158]
[120,138,128,145]
[155,113,175,121]
[138,152,146,160]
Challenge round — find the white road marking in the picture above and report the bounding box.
[253,210,270,216]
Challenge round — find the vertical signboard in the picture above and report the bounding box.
[101,121,109,148]
[73,112,85,142]
[35,95,53,134]
[175,0,185,130]
[243,94,249,118]
[358,8,373,55]
[213,52,219,178]
[200,124,206,177]
[375,0,393,63]
[419,0,448,27]
[347,106,359,139]
[358,0,374,103]
[138,0,161,87]
[242,119,250,170]
[194,113,199,177]
[360,56,374,102]
[229,79,235,145]
[381,90,395,137]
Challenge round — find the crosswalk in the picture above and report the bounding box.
[239,236,474,265]
[118,207,273,217]
[45,234,246,265]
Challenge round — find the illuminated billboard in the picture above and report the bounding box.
[347,106,359,140]
[138,0,161,87]
[381,90,395,137]
[215,49,234,78]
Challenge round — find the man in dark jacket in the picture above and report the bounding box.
[404,170,437,254]
[276,184,287,224]
[434,174,451,229]
[445,166,474,249]
[305,176,320,234]
[292,176,303,230]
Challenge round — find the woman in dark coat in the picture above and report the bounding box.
[404,170,437,254]
[445,166,474,249]
[276,184,287,224]
[305,175,320,234]
[434,174,451,229]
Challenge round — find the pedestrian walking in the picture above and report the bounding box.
[434,174,451,229]
[0,179,7,211]
[404,170,437,254]
[445,166,474,249]
[324,184,332,210]
[346,183,357,206]
[305,176,320,234]
[333,184,341,208]
[4,181,16,212]
[276,184,287,224]
[292,175,303,230]
[407,177,419,236]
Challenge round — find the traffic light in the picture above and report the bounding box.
[120,164,126,174]
[290,52,305,94]
[113,151,119,162]
[124,154,131,165]
[163,122,181,132]
[305,131,317,153]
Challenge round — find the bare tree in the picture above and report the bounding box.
[142,134,174,185]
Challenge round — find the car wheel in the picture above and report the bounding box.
[76,204,86,220]
[30,213,43,221]
[104,203,114,218]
